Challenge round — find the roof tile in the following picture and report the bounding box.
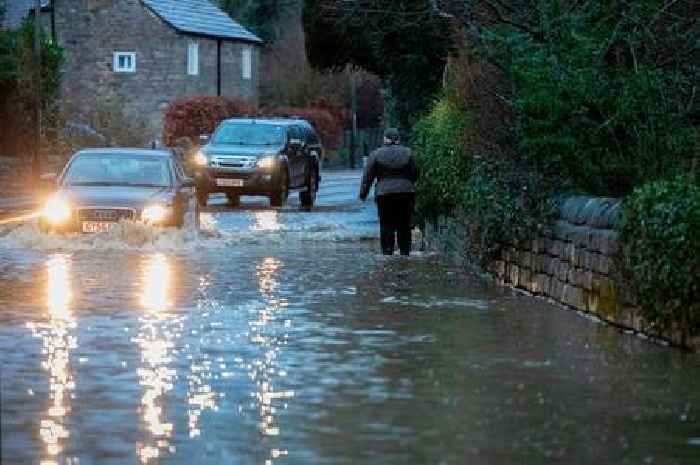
[141,0,262,43]
[1,0,48,29]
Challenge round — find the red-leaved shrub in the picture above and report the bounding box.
[264,106,342,149]
[162,96,256,146]
[309,97,351,130]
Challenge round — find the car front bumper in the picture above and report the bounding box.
[39,207,180,234]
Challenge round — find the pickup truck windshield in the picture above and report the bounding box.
[64,155,171,187]
[213,123,286,146]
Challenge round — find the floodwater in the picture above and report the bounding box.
[0,171,698,465]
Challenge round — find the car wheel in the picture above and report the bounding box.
[299,166,317,210]
[226,193,240,207]
[270,167,289,207]
[196,189,208,207]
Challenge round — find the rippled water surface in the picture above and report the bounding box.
[1,171,699,465]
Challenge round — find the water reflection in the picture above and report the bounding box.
[186,274,219,439]
[252,257,292,464]
[134,254,179,463]
[253,211,282,232]
[28,254,77,464]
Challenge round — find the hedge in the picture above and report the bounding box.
[620,175,700,338]
[265,106,342,149]
[163,96,342,150]
[162,96,256,147]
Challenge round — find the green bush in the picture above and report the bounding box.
[488,1,697,196]
[412,96,471,222]
[412,94,558,264]
[620,176,700,338]
[0,19,64,156]
[460,158,558,265]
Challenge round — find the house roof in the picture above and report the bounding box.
[0,0,262,44]
[141,0,262,43]
[1,0,49,29]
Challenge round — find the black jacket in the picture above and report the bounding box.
[360,144,419,200]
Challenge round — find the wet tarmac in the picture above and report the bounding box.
[0,170,699,465]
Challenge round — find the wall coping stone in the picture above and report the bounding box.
[559,196,622,229]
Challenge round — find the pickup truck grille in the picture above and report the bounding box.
[211,156,258,170]
[78,208,135,222]
[218,161,247,168]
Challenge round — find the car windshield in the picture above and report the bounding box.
[63,155,171,187]
[213,123,286,146]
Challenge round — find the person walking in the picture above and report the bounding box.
[359,128,419,256]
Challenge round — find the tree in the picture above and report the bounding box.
[0,18,63,156]
[219,0,301,43]
[303,0,453,129]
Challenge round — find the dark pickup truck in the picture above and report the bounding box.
[193,117,322,209]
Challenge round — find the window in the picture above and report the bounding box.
[242,46,252,80]
[187,41,199,76]
[113,52,136,73]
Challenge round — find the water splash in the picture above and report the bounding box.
[0,216,381,252]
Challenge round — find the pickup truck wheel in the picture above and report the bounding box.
[174,211,185,228]
[226,193,240,207]
[196,189,208,207]
[299,168,317,210]
[270,168,289,207]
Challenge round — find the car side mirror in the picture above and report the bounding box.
[182,177,195,188]
[199,134,210,144]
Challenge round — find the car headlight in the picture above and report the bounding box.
[194,151,208,167]
[42,194,71,224]
[142,204,170,223]
[257,156,276,169]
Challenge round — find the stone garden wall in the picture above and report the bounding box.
[425,196,699,350]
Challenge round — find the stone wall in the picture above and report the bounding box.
[425,196,699,351]
[53,0,259,139]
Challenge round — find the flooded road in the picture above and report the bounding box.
[1,170,699,465]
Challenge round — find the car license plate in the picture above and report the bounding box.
[82,222,115,233]
[216,178,244,187]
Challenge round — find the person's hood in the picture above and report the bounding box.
[57,186,175,209]
[203,144,284,158]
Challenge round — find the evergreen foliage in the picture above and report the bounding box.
[487,0,698,196]
[412,96,471,221]
[620,176,700,338]
[303,0,453,129]
[219,0,300,43]
[0,18,64,156]
[413,94,558,265]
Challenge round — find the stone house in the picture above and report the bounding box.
[2,0,262,140]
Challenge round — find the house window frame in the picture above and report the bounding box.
[187,40,199,76]
[242,46,252,80]
[113,52,136,73]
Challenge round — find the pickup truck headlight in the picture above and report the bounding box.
[42,194,72,224]
[142,204,170,223]
[257,156,276,169]
[194,151,208,167]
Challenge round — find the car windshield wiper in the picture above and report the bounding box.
[67,181,117,187]
[67,182,167,188]
[125,183,168,188]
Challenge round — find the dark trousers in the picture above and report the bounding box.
[376,193,415,256]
